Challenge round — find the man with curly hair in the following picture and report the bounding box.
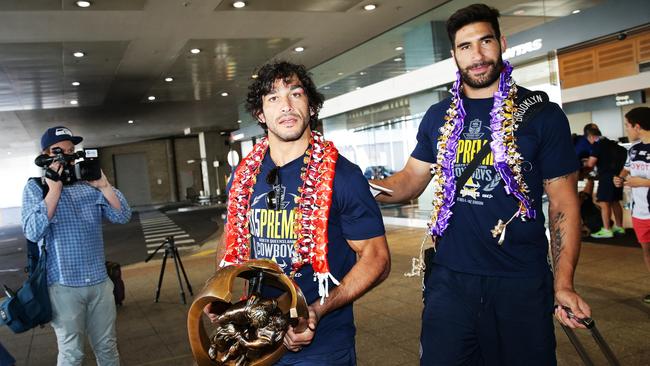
[209,61,390,365]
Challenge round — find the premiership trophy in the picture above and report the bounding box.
[187,260,309,366]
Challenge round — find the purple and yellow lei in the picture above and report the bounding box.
[428,61,535,242]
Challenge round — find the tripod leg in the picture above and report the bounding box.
[154,250,168,303]
[171,250,187,304]
[175,247,193,296]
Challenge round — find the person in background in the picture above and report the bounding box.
[613,107,650,303]
[584,124,626,238]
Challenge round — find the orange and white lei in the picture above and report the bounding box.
[221,131,339,303]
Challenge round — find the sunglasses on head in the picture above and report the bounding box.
[265,166,281,210]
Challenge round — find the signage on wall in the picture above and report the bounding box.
[615,94,635,107]
[502,38,543,60]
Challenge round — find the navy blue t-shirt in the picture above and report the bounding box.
[225,149,385,358]
[411,90,579,277]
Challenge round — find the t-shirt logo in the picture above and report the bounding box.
[463,119,485,139]
[460,177,481,199]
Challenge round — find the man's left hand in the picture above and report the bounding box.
[283,306,319,352]
[554,288,591,329]
[88,170,110,190]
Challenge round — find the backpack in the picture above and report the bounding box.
[0,241,52,333]
[26,178,49,275]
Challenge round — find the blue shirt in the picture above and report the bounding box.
[226,150,385,358]
[412,89,579,277]
[22,180,131,287]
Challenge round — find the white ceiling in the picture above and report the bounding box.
[0,0,442,157]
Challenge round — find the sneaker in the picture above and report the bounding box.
[591,228,614,239]
[644,294,650,304]
[612,226,626,235]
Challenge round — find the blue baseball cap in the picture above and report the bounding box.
[40,126,83,150]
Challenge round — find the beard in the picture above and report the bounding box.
[268,113,310,142]
[458,57,503,89]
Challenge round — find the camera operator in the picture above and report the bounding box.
[22,126,131,366]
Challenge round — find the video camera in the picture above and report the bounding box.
[34,147,102,183]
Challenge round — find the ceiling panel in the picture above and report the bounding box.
[146,38,298,103]
[0,0,147,11]
[215,0,365,12]
[0,41,129,110]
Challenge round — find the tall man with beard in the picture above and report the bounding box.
[372,4,590,365]
[210,61,390,365]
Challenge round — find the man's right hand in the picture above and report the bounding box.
[613,175,624,188]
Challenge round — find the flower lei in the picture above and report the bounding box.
[429,61,535,244]
[221,131,340,303]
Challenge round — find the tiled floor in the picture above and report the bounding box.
[1,225,648,365]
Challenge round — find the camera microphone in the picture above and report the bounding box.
[34,154,54,167]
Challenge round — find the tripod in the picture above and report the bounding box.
[145,236,193,304]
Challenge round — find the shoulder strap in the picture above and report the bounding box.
[455,90,550,196]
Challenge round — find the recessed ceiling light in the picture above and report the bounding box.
[128,120,134,124]
[337,72,343,76]
[73,51,85,58]
[164,77,174,82]
[364,4,377,11]
[71,81,80,86]
[75,1,91,8]
[513,9,526,15]
[294,46,305,52]
[237,120,242,123]
[572,9,581,14]
[7,151,12,155]
[232,1,246,8]
[323,86,330,90]
[251,74,258,79]
[190,48,201,54]
[359,72,366,75]
[221,92,229,97]
[148,96,156,101]
[393,58,402,62]
[70,100,78,105]
[395,46,403,51]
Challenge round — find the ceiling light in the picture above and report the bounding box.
[251,74,258,79]
[364,4,377,11]
[7,151,12,155]
[128,120,134,124]
[572,9,581,14]
[395,46,403,51]
[294,46,305,52]
[393,58,402,62]
[232,1,246,8]
[337,72,343,76]
[72,51,85,58]
[71,81,80,86]
[190,48,201,54]
[359,72,366,75]
[323,86,330,90]
[513,10,525,15]
[164,77,174,82]
[356,87,362,90]
[70,100,78,105]
[221,92,229,97]
[75,1,91,8]
[237,120,242,123]
[148,96,156,101]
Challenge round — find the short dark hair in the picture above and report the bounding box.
[625,107,650,131]
[584,123,602,137]
[446,3,501,46]
[246,61,324,131]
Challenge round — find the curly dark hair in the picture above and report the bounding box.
[246,61,324,131]
[446,3,501,46]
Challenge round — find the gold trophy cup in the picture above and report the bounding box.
[187,259,309,366]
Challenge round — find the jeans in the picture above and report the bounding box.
[49,279,119,366]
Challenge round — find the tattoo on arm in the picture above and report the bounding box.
[550,211,566,267]
[543,172,575,188]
